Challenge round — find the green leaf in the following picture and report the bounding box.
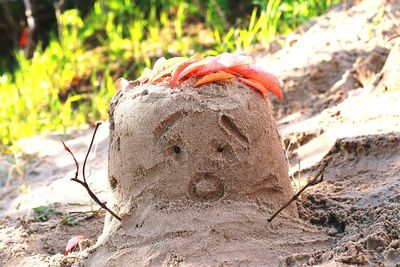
[32,206,62,222]
[61,215,81,226]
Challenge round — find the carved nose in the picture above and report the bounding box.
[188,173,224,201]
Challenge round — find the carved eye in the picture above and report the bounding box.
[174,146,182,154]
[217,146,224,153]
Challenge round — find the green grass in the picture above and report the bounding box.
[0,0,340,146]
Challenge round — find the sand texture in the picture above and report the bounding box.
[0,0,399,266]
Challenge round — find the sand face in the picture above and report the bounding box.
[109,81,297,213]
[87,80,299,265]
[107,80,297,219]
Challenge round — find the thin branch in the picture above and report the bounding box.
[61,140,79,181]
[267,161,329,223]
[82,122,101,184]
[62,123,122,221]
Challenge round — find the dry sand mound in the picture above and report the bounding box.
[85,81,305,266]
[284,133,400,266]
[0,0,399,266]
[259,0,399,120]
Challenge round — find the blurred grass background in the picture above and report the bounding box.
[0,0,340,146]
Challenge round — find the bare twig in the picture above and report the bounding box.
[62,122,121,221]
[81,122,100,184]
[267,161,329,223]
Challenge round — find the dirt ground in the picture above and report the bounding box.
[0,0,399,266]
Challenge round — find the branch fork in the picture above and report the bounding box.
[62,122,121,221]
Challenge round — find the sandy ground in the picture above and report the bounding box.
[0,0,399,266]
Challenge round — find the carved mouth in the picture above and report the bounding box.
[188,173,224,201]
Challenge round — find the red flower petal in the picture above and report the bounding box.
[195,62,226,76]
[148,57,188,84]
[196,53,253,76]
[171,54,202,87]
[194,72,236,87]
[177,57,213,81]
[114,78,129,91]
[216,53,253,67]
[230,65,282,99]
[64,235,84,256]
[239,78,268,95]
[151,57,167,77]
[137,67,152,83]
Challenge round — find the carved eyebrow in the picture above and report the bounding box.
[154,110,186,139]
[218,114,249,147]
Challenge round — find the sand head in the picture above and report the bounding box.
[107,80,296,219]
[89,80,298,265]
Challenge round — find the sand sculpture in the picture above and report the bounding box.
[86,54,300,265]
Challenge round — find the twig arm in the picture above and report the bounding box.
[267,162,329,223]
[62,123,122,221]
[82,122,101,183]
[75,178,121,221]
[62,140,79,180]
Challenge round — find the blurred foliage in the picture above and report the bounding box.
[33,206,63,222]
[0,0,340,146]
